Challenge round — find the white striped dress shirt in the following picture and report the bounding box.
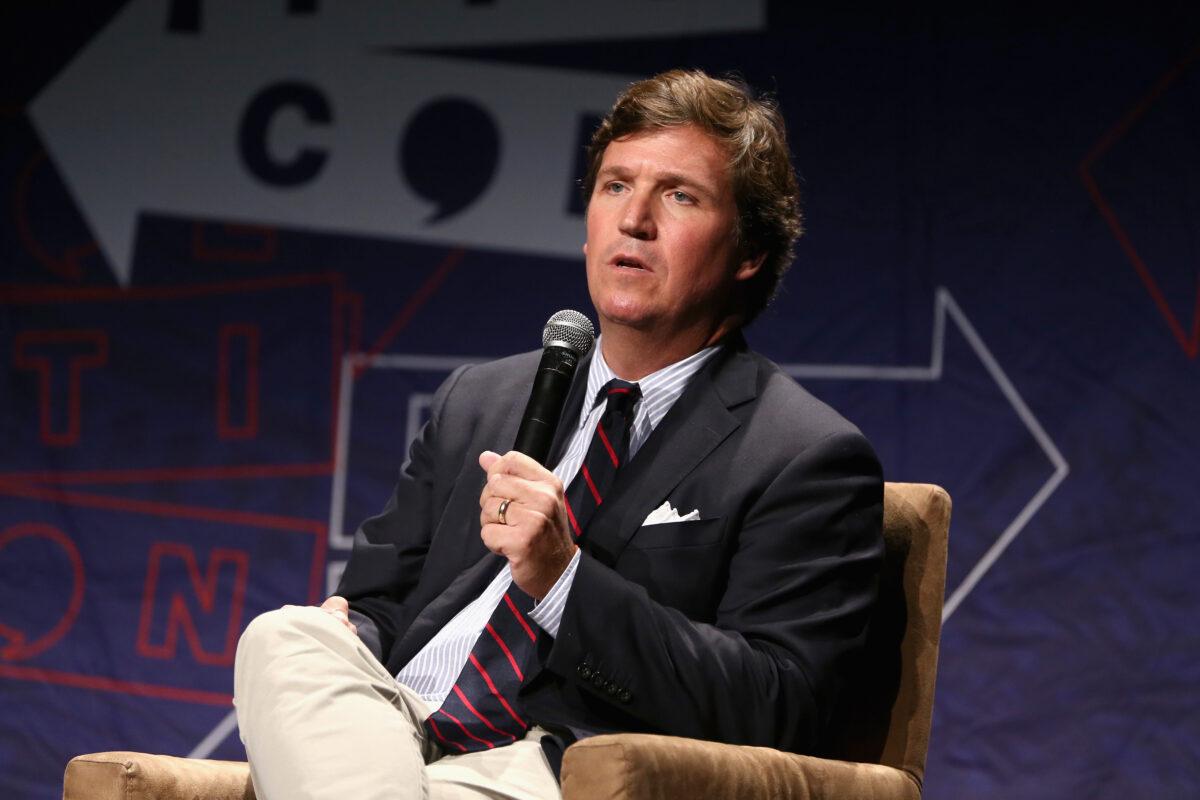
[396,339,721,710]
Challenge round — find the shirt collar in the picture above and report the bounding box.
[581,336,721,432]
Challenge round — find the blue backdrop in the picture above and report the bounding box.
[3,3,1199,797]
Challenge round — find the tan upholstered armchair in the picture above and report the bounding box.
[63,482,950,800]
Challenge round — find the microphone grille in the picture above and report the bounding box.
[542,309,595,356]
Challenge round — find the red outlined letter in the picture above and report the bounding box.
[136,542,249,666]
[217,323,260,440]
[0,523,86,661]
[12,329,109,446]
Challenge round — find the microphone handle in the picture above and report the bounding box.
[513,346,580,465]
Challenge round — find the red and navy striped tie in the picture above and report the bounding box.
[424,584,538,753]
[563,379,642,543]
[424,378,641,753]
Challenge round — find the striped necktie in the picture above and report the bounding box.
[562,379,642,542]
[423,378,641,753]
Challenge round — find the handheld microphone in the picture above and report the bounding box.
[513,310,595,465]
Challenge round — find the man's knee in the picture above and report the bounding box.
[236,605,326,672]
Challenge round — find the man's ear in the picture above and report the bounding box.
[582,242,589,257]
[734,252,767,282]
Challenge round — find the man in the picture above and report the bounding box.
[234,69,883,800]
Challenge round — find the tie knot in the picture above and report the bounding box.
[599,379,641,416]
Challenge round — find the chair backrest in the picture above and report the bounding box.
[823,482,951,790]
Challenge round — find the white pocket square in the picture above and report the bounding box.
[642,500,701,526]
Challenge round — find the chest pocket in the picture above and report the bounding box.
[616,517,728,621]
[625,517,724,550]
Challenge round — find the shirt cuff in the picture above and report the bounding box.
[527,548,580,638]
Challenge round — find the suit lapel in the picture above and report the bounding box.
[584,339,758,564]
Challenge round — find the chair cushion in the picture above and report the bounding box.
[63,752,254,800]
[560,734,919,800]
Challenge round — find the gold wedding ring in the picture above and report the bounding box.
[497,498,512,526]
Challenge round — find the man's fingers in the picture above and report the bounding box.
[478,450,502,471]
[486,472,543,502]
[480,472,561,516]
[482,450,556,482]
[477,450,564,520]
[479,521,508,556]
[320,595,349,614]
[480,494,515,527]
[317,595,356,633]
[479,517,549,557]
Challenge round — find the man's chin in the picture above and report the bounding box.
[596,305,660,333]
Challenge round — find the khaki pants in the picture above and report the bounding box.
[234,605,561,800]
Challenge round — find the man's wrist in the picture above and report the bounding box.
[527,547,581,638]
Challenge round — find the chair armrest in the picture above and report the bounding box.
[63,752,253,800]
[560,734,920,800]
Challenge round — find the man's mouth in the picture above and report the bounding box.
[612,255,648,271]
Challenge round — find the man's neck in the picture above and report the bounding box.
[598,318,740,381]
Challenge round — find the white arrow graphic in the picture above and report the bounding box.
[29,1,643,285]
[777,287,1070,621]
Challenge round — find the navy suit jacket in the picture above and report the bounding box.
[337,334,883,755]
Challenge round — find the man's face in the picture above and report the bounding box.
[583,124,762,342]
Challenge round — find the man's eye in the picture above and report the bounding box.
[606,182,627,194]
[671,191,694,204]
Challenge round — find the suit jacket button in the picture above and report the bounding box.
[578,665,593,680]
[619,689,632,703]
[591,673,606,688]
[604,681,619,696]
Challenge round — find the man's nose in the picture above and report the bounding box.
[617,192,655,240]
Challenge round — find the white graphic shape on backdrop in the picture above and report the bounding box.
[778,288,1069,620]
[28,0,768,285]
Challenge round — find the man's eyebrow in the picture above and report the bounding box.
[657,171,717,196]
[595,164,631,181]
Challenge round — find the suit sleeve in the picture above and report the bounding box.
[543,429,884,754]
[335,365,470,661]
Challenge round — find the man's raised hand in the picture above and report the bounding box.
[478,450,577,600]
